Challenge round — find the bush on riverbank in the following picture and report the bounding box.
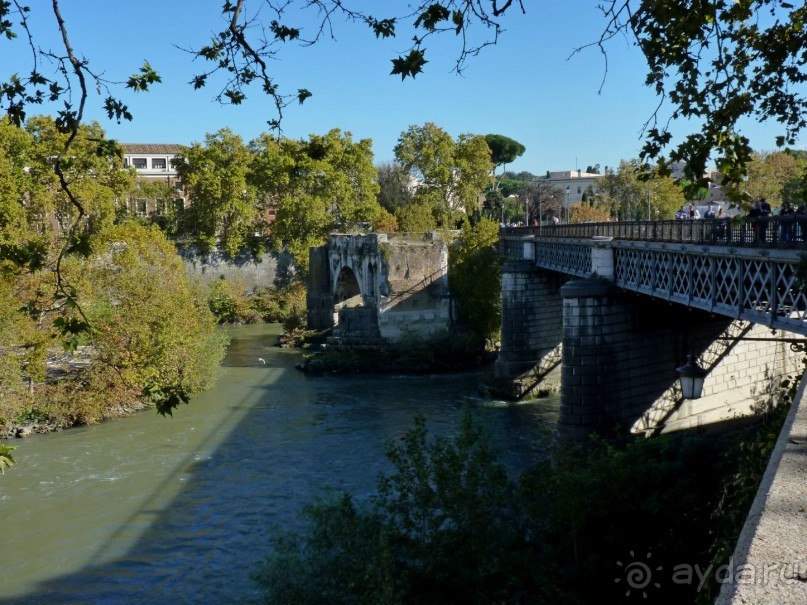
[0,222,228,432]
[299,329,491,375]
[208,278,307,326]
[255,403,793,604]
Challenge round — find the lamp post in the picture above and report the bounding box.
[676,354,708,399]
[537,190,556,226]
[565,186,570,224]
[524,192,529,226]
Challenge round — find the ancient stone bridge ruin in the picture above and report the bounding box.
[306,233,451,348]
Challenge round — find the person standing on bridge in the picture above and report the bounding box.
[759,197,771,243]
[780,201,795,243]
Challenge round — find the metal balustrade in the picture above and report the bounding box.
[501,217,807,248]
[500,221,807,337]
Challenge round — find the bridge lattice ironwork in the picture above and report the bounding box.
[500,222,807,336]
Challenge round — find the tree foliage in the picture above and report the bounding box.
[744,150,802,208]
[255,408,755,604]
[594,1,807,198]
[3,1,807,201]
[0,120,227,428]
[448,218,501,344]
[174,129,259,256]
[376,162,414,214]
[484,134,526,191]
[394,122,493,226]
[254,129,381,272]
[569,200,612,224]
[596,159,685,220]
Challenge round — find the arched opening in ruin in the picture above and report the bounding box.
[332,266,364,328]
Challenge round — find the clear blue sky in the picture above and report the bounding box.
[0,1,799,175]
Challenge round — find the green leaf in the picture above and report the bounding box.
[414,4,451,31]
[270,20,300,42]
[126,60,162,92]
[368,17,396,39]
[297,89,312,104]
[223,89,246,105]
[390,50,428,80]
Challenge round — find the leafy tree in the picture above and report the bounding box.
[256,407,753,605]
[483,134,526,190]
[395,200,439,233]
[376,162,414,214]
[744,150,801,208]
[597,159,685,220]
[74,222,228,417]
[593,1,807,197]
[372,207,399,233]
[448,218,501,345]
[394,123,492,225]
[569,201,611,224]
[173,129,259,256]
[253,129,381,272]
[256,409,542,605]
[24,116,134,232]
[678,179,710,202]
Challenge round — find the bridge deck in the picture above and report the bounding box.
[501,220,807,338]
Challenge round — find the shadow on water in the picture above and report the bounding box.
[2,324,558,605]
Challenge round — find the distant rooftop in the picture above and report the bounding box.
[122,144,183,154]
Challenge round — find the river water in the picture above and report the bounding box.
[1,324,559,604]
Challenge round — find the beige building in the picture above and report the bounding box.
[544,170,602,204]
[121,143,185,217]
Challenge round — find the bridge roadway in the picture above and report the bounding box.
[501,218,807,338]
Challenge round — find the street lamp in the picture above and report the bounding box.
[524,192,530,226]
[565,186,570,224]
[676,354,708,399]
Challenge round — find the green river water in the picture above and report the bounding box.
[0,324,559,604]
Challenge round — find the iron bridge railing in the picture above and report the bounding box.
[499,219,807,337]
[501,217,807,248]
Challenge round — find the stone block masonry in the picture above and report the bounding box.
[559,278,802,440]
[493,262,565,397]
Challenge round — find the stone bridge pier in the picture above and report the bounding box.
[497,237,802,439]
[492,257,564,398]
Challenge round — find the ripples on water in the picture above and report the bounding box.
[0,324,559,604]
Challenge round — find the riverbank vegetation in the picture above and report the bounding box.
[0,119,227,435]
[255,399,794,604]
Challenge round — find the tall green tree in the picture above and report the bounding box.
[376,162,414,214]
[25,116,134,232]
[252,129,380,272]
[596,160,685,221]
[174,129,259,256]
[745,151,801,208]
[394,123,492,226]
[484,134,525,191]
[448,218,501,344]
